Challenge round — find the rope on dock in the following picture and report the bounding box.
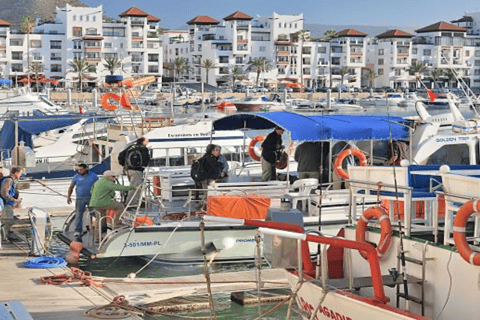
[23,256,67,269]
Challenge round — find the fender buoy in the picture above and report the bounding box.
[101,93,121,111]
[134,216,153,227]
[66,241,83,264]
[275,151,288,170]
[334,148,368,180]
[152,176,161,196]
[453,199,480,265]
[355,206,392,260]
[248,135,265,161]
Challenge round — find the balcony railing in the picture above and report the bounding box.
[131,20,145,25]
[86,57,101,62]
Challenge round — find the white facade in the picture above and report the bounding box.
[0,4,163,87]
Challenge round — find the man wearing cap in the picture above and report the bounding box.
[89,170,135,231]
[261,126,285,181]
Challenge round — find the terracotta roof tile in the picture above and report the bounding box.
[120,6,149,17]
[336,28,367,37]
[376,29,413,39]
[415,21,466,33]
[187,15,219,25]
[147,15,160,22]
[0,18,11,26]
[223,11,253,21]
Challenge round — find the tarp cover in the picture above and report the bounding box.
[207,195,271,219]
[213,112,409,141]
[0,115,81,152]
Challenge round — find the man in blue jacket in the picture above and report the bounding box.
[261,126,284,181]
[0,166,22,241]
[67,164,99,238]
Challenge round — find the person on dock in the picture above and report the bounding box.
[89,170,135,232]
[0,166,22,241]
[295,142,324,180]
[261,126,285,181]
[67,164,99,239]
[118,137,151,207]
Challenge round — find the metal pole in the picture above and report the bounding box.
[200,221,217,320]
[15,120,19,166]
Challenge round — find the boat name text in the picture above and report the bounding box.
[124,241,162,248]
[435,136,469,143]
[168,133,210,138]
[236,239,256,243]
[299,297,353,320]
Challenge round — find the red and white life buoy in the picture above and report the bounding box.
[248,135,265,162]
[355,206,393,260]
[134,216,153,227]
[334,148,368,180]
[453,199,480,265]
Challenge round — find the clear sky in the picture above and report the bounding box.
[84,0,480,29]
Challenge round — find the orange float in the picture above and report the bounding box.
[355,206,393,260]
[334,148,368,180]
[152,176,161,196]
[134,216,153,227]
[120,93,134,110]
[248,135,265,161]
[101,93,120,111]
[453,199,480,265]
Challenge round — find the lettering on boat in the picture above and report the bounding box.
[299,297,353,320]
[435,136,469,143]
[167,133,210,138]
[124,240,162,248]
[36,158,49,163]
[236,238,256,243]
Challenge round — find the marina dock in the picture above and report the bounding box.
[0,241,289,319]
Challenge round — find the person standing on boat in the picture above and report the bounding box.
[295,142,323,180]
[216,146,229,179]
[89,170,135,231]
[120,137,150,207]
[67,164,99,239]
[261,126,285,181]
[0,167,22,241]
[201,144,221,189]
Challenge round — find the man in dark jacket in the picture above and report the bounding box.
[295,142,323,180]
[123,137,150,206]
[261,126,284,181]
[201,144,221,189]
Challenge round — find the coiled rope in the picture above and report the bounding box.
[23,256,67,269]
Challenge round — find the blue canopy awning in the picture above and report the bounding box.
[0,115,82,152]
[212,112,410,141]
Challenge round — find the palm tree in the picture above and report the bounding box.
[103,57,122,75]
[298,29,310,87]
[167,57,192,111]
[429,68,443,89]
[363,69,377,88]
[27,62,44,91]
[444,69,458,87]
[200,59,218,86]
[324,29,337,88]
[20,16,36,85]
[247,57,272,86]
[339,66,351,86]
[407,61,428,88]
[228,66,244,89]
[68,59,89,91]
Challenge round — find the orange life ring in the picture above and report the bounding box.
[453,199,480,265]
[355,206,392,260]
[248,135,265,162]
[101,93,121,111]
[134,216,153,227]
[334,148,368,180]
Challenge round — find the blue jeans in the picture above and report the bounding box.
[74,198,91,233]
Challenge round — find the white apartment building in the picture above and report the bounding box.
[0,4,163,87]
[365,19,480,89]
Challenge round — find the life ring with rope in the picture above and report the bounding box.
[355,206,393,260]
[248,135,266,162]
[134,216,153,227]
[453,199,480,265]
[334,148,368,180]
[101,93,120,111]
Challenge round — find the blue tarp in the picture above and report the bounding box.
[0,79,12,85]
[213,112,410,141]
[0,115,82,152]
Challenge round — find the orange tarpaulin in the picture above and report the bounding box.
[207,195,271,219]
[426,89,437,103]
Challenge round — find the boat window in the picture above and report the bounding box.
[426,144,469,165]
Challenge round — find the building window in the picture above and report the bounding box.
[11,64,23,72]
[132,65,140,73]
[295,23,297,28]
[86,15,89,22]
[279,23,281,28]
[423,49,431,56]
[50,52,61,61]
[412,48,418,54]
[80,15,83,21]
[466,50,470,57]
[378,68,384,75]
[73,52,82,60]
[50,40,61,49]
[32,52,42,61]
[120,43,123,48]
[103,53,117,59]
[72,27,82,37]
[475,51,480,57]
[73,40,81,50]
[198,44,202,51]
[475,60,480,66]
[395,69,401,76]
[93,15,96,22]
[378,58,384,65]
[10,39,22,46]
[50,64,62,72]
[259,46,266,52]
[378,49,384,55]
[11,52,23,60]
[148,65,159,73]
[318,47,326,54]
[30,40,42,48]
[219,56,229,63]
[104,42,112,48]
[475,69,480,76]
[235,57,243,64]
[148,54,159,62]
[73,15,76,21]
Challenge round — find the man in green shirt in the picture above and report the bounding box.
[89,170,135,230]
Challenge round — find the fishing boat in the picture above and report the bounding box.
[234,96,284,111]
